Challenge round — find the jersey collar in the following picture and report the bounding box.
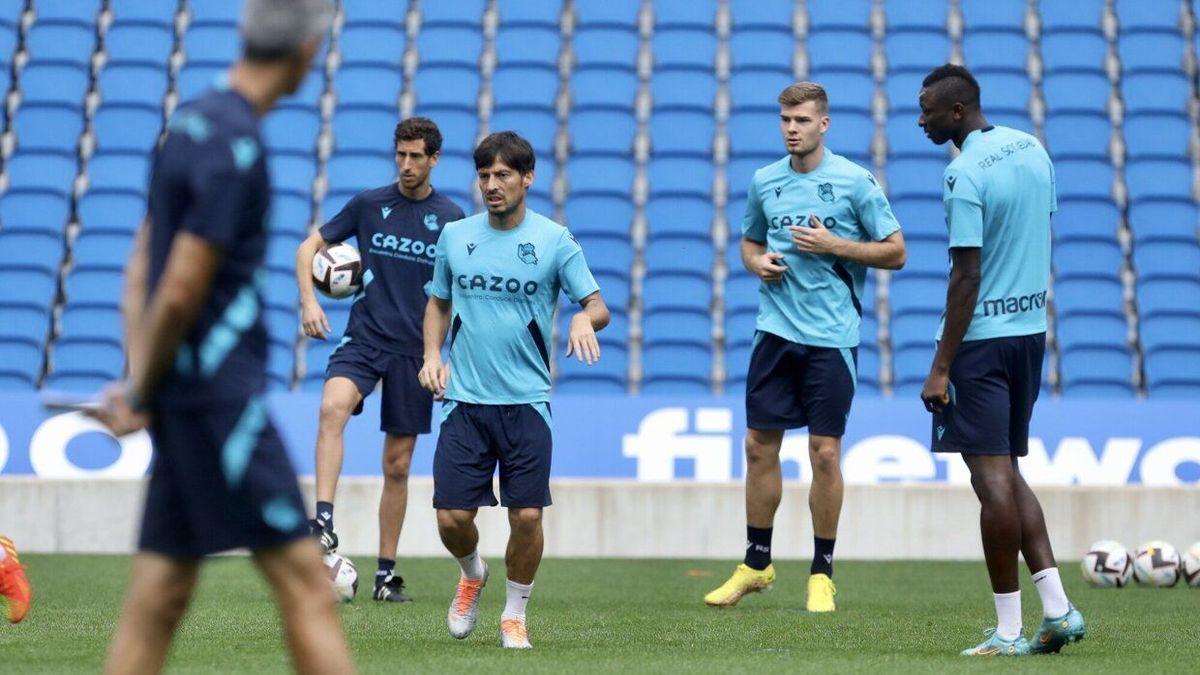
[786,147,832,179]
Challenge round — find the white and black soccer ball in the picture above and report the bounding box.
[1133,541,1180,587]
[1181,542,1200,588]
[312,243,363,299]
[323,552,358,603]
[1080,540,1133,588]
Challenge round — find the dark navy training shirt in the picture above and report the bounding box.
[319,184,465,356]
[147,86,271,409]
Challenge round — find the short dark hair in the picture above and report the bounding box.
[473,131,536,175]
[394,117,442,156]
[922,64,981,107]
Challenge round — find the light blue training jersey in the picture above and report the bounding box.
[938,126,1056,342]
[430,209,600,405]
[743,151,902,348]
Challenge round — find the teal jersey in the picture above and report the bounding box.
[430,210,600,404]
[742,151,902,348]
[938,126,1056,342]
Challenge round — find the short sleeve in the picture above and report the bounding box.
[1048,160,1058,214]
[556,230,600,303]
[178,135,258,249]
[741,174,768,243]
[943,167,983,248]
[853,171,901,241]
[430,228,453,300]
[318,194,360,243]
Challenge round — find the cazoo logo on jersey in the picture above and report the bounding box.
[371,232,436,258]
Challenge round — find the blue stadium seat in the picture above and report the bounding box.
[808,0,871,31]
[262,269,298,311]
[884,69,927,113]
[1123,114,1190,161]
[413,107,476,157]
[571,66,638,110]
[729,68,794,112]
[1128,199,1197,244]
[1141,316,1200,353]
[901,239,950,277]
[1040,0,1105,33]
[87,152,149,194]
[2,303,52,347]
[104,21,173,64]
[1042,112,1110,160]
[1137,278,1200,319]
[857,344,881,392]
[724,313,758,353]
[1053,158,1113,200]
[885,157,945,200]
[0,266,57,315]
[892,343,936,393]
[890,276,948,319]
[652,28,717,69]
[73,230,132,269]
[1118,33,1186,73]
[963,30,1028,72]
[823,110,874,162]
[76,190,143,234]
[884,0,945,31]
[417,26,481,68]
[556,343,627,393]
[109,0,177,24]
[567,156,634,197]
[730,29,794,72]
[184,22,238,65]
[1055,240,1124,281]
[7,153,78,194]
[1054,277,1125,318]
[1134,241,1200,282]
[1059,347,1133,396]
[1053,197,1121,242]
[303,338,336,383]
[340,23,406,66]
[889,196,944,241]
[557,311,628,351]
[266,233,302,274]
[1113,0,1182,33]
[494,26,560,68]
[572,26,640,68]
[1125,159,1192,203]
[262,105,319,156]
[724,272,761,319]
[730,0,793,31]
[643,236,713,275]
[591,271,630,311]
[421,0,486,27]
[573,233,632,277]
[649,110,714,156]
[335,64,403,107]
[724,342,755,390]
[728,109,783,157]
[726,158,770,197]
[884,114,944,158]
[0,341,43,387]
[490,108,557,157]
[569,108,635,155]
[20,61,89,106]
[412,65,479,112]
[266,154,314,196]
[429,155,475,202]
[14,104,82,154]
[325,153,392,195]
[92,104,161,154]
[975,70,1031,115]
[492,66,559,111]
[496,0,563,28]
[1041,72,1110,114]
[960,0,1025,30]
[330,105,392,154]
[641,344,712,394]
[809,30,873,72]
[564,196,633,238]
[651,0,716,30]
[1,190,71,235]
[641,274,712,314]
[187,0,239,25]
[268,343,293,389]
[1122,71,1190,116]
[26,21,95,65]
[651,68,717,111]
[1057,314,1127,352]
[1144,348,1200,399]
[64,267,122,309]
[341,0,407,26]
[0,230,63,276]
[647,156,713,199]
[1039,32,1107,73]
[644,196,712,240]
[811,69,876,115]
[99,62,170,107]
[885,30,951,72]
[264,307,298,347]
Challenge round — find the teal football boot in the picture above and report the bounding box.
[960,628,1031,656]
[1030,605,1086,654]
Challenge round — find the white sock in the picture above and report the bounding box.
[503,579,533,619]
[993,591,1022,640]
[455,550,485,580]
[1031,567,1070,618]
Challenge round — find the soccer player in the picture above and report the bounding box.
[90,2,354,673]
[916,64,1085,656]
[419,132,609,649]
[706,82,906,612]
[295,116,465,602]
[0,535,32,624]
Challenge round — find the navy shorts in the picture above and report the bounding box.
[433,401,553,510]
[745,331,858,436]
[139,397,309,558]
[326,338,432,435]
[932,333,1045,457]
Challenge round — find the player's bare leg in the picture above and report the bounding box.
[104,553,200,675]
[375,433,415,601]
[438,509,487,639]
[253,539,355,674]
[806,434,842,611]
[705,429,782,607]
[963,455,1021,593]
[500,508,542,648]
[1010,460,1054,572]
[312,377,362,550]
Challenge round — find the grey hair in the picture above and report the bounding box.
[240,0,334,60]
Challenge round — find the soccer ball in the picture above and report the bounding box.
[312,243,363,299]
[1133,541,1180,587]
[324,552,358,603]
[1080,540,1133,588]
[1182,542,1200,588]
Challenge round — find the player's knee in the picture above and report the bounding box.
[744,434,780,469]
[382,453,411,482]
[970,469,1016,506]
[508,507,542,533]
[809,440,841,476]
[139,579,193,627]
[437,509,473,534]
[318,396,354,429]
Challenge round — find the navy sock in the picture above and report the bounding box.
[744,526,773,570]
[376,558,395,586]
[811,536,836,577]
[315,501,334,530]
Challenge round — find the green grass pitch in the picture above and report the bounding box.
[2,555,1196,673]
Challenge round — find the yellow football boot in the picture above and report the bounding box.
[806,573,836,612]
[704,564,776,607]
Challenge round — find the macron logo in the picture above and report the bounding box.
[467,243,477,255]
[381,206,393,220]
[946,176,957,192]
[936,426,946,441]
